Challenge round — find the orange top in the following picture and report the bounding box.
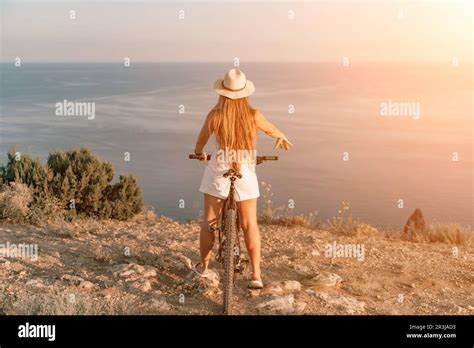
[195,110,285,154]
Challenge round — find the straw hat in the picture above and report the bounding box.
[214,68,255,99]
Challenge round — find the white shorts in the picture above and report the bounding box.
[199,157,260,202]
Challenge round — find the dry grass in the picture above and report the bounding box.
[324,202,380,237]
[91,243,129,264]
[0,287,141,315]
[0,182,67,226]
[406,223,473,246]
[131,207,158,226]
[29,196,66,226]
[258,181,319,228]
[44,217,112,238]
[2,180,470,249]
[0,182,33,223]
[270,215,319,228]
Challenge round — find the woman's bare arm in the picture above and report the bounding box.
[255,110,293,150]
[194,113,213,154]
[255,110,285,138]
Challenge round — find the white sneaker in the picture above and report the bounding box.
[248,279,264,289]
[192,263,217,279]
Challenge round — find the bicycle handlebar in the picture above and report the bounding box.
[189,154,278,163]
[189,154,212,160]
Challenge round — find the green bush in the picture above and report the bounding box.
[0,147,143,221]
[0,150,52,209]
[47,148,115,218]
[106,175,144,220]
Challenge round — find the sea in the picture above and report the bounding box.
[0,62,472,228]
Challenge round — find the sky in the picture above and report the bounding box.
[0,0,472,63]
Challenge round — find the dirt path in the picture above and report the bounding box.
[0,217,473,315]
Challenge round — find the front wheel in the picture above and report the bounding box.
[222,208,237,315]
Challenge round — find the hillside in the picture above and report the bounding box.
[0,215,473,315]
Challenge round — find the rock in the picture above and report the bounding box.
[61,274,95,290]
[146,299,172,312]
[202,287,222,297]
[261,283,284,296]
[141,281,152,292]
[186,269,220,289]
[294,264,312,276]
[130,280,152,292]
[0,258,11,267]
[142,266,158,278]
[248,289,261,298]
[294,301,307,313]
[311,291,365,314]
[257,296,295,314]
[182,259,193,271]
[26,279,44,287]
[111,263,157,280]
[282,280,302,293]
[339,296,365,314]
[309,272,342,287]
[61,274,85,286]
[114,266,136,278]
[170,252,193,271]
[79,280,95,290]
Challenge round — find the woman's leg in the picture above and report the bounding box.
[200,193,223,272]
[238,198,261,281]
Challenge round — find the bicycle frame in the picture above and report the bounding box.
[215,169,246,275]
[189,154,278,274]
[189,153,278,313]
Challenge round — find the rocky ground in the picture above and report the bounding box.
[0,215,473,315]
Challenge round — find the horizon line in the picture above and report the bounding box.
[0,60,470,64]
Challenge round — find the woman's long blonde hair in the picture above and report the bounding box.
[207,95,257,169]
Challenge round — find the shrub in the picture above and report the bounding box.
[0,147,143,222]
[47,148,116,219]
[106,174,144,220]
[0,149,52,209]
[0,182,33,223]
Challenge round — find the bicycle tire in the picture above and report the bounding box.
[222,207,237,315]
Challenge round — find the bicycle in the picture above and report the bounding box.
[189,153,278,314]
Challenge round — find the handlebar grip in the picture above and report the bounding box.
[189,154,211,160]
[257,156,278,161]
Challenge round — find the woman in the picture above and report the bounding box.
[193,68,292,289]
